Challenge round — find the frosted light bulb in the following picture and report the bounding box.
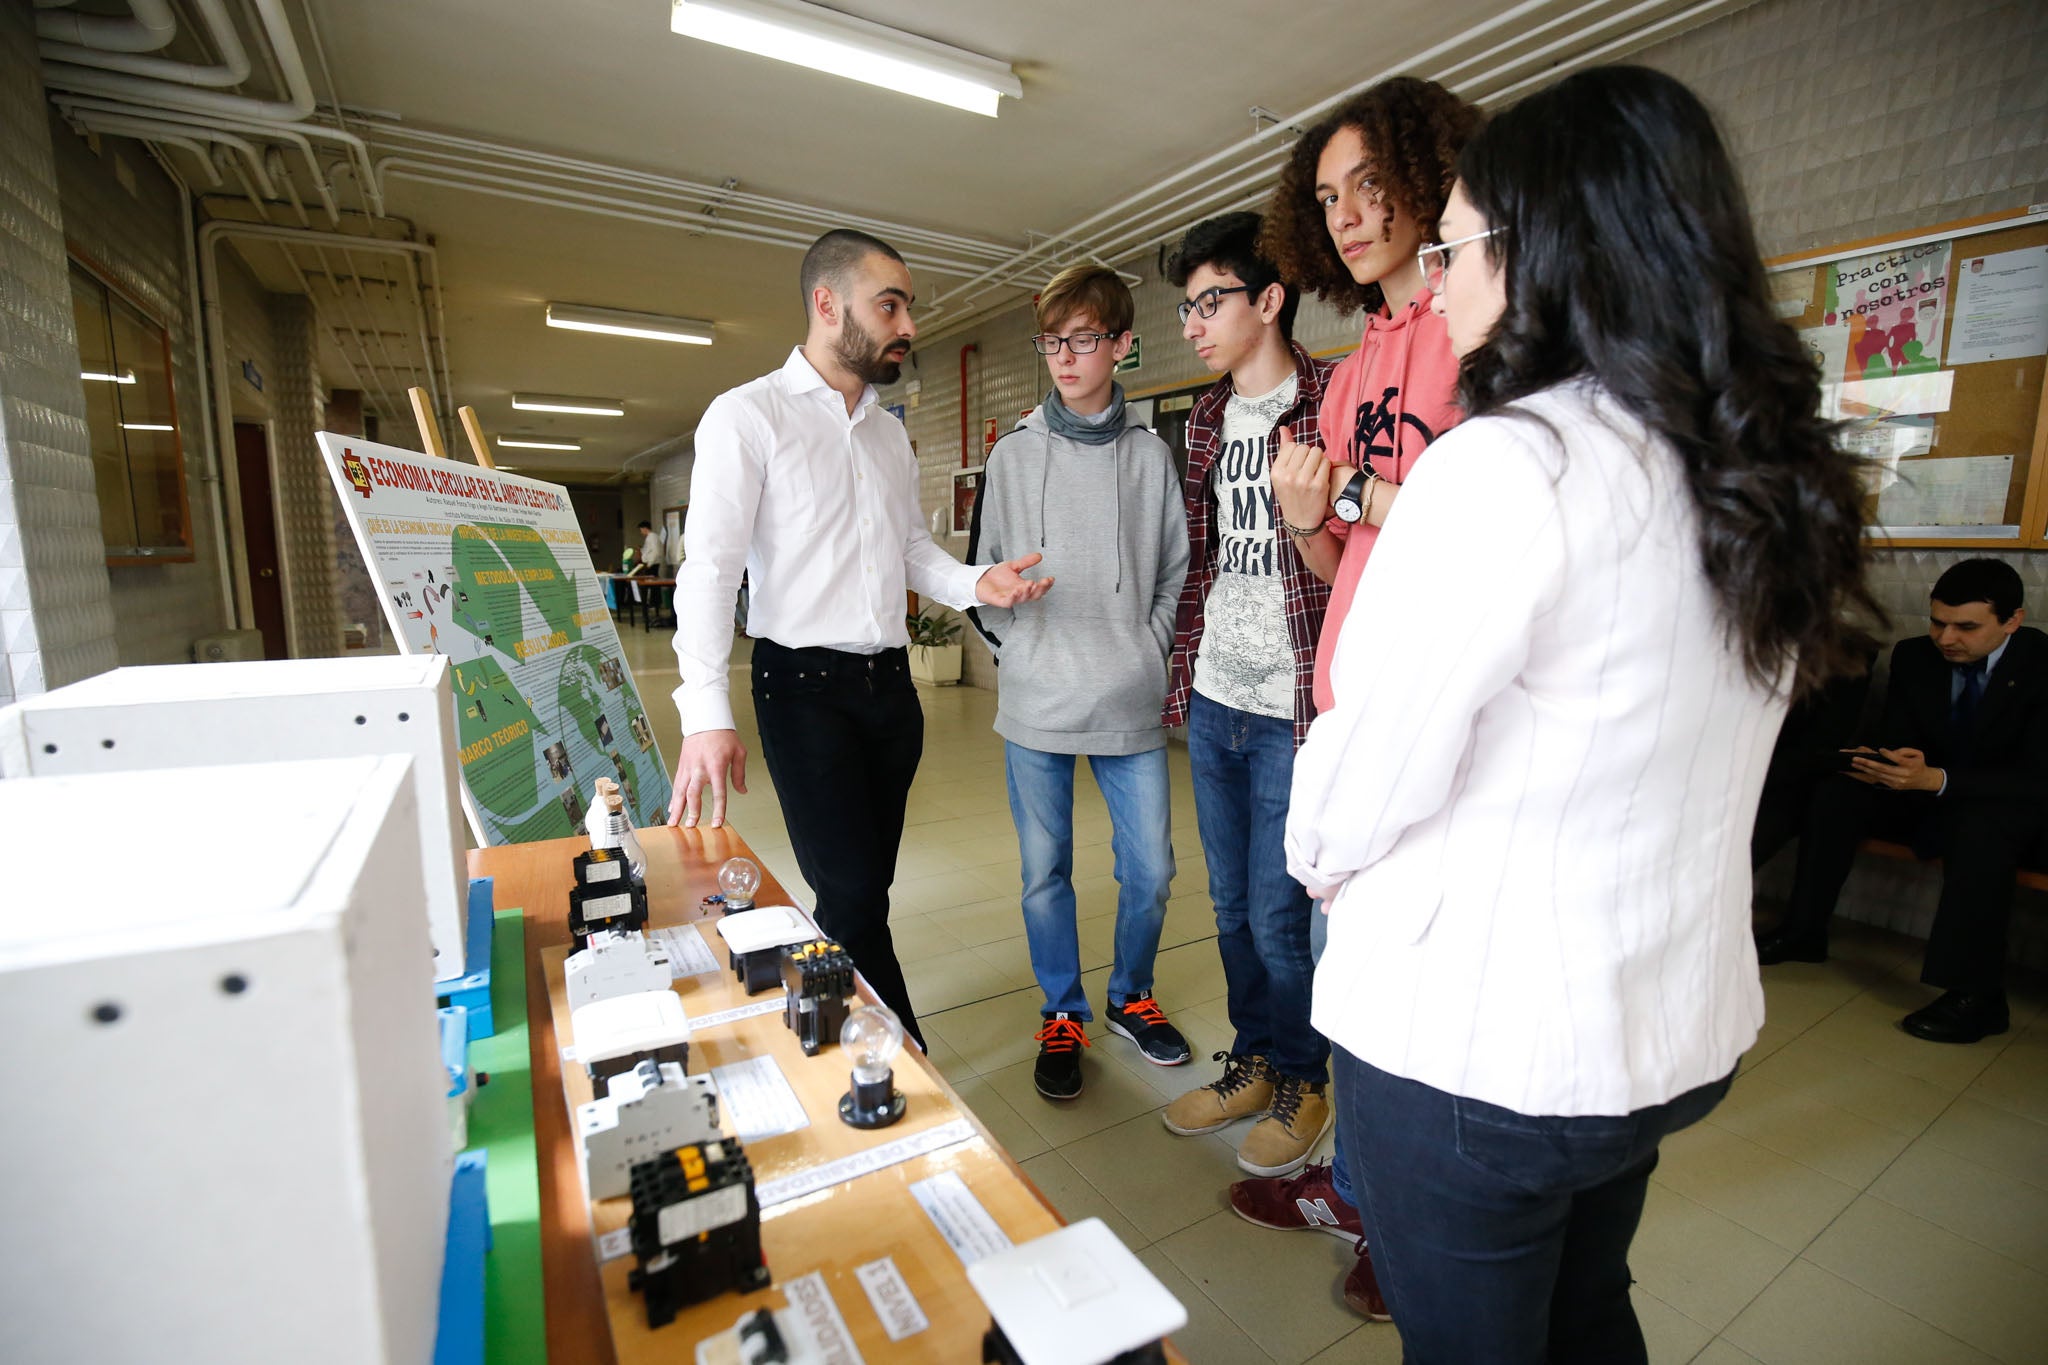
[717,857,761,909]
[840,1005,904,1085]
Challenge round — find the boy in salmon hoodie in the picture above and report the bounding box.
[1232,76,1482,1324]
[967,264,1191,1103]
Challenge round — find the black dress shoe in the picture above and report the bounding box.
[1755,929,1828,965]
[1901,990,2010,1044]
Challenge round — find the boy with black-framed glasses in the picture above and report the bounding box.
[1159,212,1337,1178]
[966,264,1192,1101]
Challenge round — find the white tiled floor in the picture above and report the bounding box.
[623,625,2048,1364]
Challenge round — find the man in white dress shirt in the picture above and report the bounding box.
[666,229,1052,1043]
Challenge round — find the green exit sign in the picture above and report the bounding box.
[1115,334,1142,374]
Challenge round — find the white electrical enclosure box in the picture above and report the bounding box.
[0,757,452,1365]
[967,1218,1187,1365]
[0,656,470,980]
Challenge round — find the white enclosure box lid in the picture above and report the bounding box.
[714,905,816,956]
[571,988,691,1064]
[966,1218,1187,1365]
[0,655,470,980]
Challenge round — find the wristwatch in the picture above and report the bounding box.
[1332,469,1369,524]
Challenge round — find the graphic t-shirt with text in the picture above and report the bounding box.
[1192,373,1298,719]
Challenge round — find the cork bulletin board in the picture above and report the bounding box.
[1766,207,2048,548]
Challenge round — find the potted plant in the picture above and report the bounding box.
[906,607,964,686]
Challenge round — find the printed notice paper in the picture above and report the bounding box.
[911,1169,1013,1266]
[709,1054,809,1141]
[1949,245,2048,366]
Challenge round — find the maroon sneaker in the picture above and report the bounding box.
[1343,1239,1393,1321]
[1226,1159,1362,1242]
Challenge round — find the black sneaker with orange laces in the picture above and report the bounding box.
[1104,993,1191,1066]
[1034,1011,1090,1099]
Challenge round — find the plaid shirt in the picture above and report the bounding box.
[1162,341,1335,746]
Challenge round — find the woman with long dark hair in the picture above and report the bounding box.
[1284,65,1876,1362]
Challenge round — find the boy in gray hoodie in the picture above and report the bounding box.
[967,265,1192,1101]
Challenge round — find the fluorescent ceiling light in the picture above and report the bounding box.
[670,0,1021,118]
[497,436,583,451]
[82,369,137,384]
[121,422,175,431]
[546,302,715,346]
[512,393,626,417]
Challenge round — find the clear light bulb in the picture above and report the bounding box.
[717,857,761,907]
[840,1004,904,1085]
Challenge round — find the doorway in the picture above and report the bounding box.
[233,422,288,660]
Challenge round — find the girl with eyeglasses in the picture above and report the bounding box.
[1223,75,1480,1325]
[1284,66,1876,1362]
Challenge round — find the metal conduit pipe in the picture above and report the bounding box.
[35,0,177,52]
[76,110,274,193]
[360,122,1018,261]
[43,0,316,125]
[377,162,992,282]
[372,143,1014,263]
[40,0,249,88]
[374,157,995,277]
[1476,0,1734,107]
[198,222,452,629]
[55,93,370,217]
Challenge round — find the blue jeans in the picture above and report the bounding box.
[1188,693,1325,1082]
[1334,1047,1733,1364]
[1307,901,1356,1206]
[1005,742,1175,1018]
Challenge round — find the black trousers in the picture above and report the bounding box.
[1777,773,2047,991]
[751,638,926,1046]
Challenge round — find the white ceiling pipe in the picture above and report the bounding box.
[360,121,1018,261]
[36,0,176,53]
[265,143,336,223]
[213,143,270,217]
[1474,0,1736,107]
[73,109,274,193]
[1445,0,1705,104]
[374,155,999,277]
[381,142,1016,263]
[43,0,316,125]
[41,0,248,88]
[54,93,374,216]
[376,162,995,282]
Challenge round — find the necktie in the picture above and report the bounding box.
[1953,659,1987,729]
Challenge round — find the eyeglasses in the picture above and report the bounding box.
[1175,285,1254,324]
[1417,227,1501,294]
[1031,331,1119,355]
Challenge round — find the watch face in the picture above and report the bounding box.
[1333,495,1364,524]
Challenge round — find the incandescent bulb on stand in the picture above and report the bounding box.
[716,856,761,912]
[837,1003,907,1128]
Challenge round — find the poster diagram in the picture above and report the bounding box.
[320,434,673,843]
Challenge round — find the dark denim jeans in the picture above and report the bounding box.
[1189,692,1326,1082]
[1334,1046,1733,1364]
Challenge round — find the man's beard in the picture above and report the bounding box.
[834,313,908,386]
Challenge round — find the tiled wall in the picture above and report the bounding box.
[48,112,230,666]
[0,2,118,698]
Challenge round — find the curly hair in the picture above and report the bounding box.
[1259,77,1481,316]
[1455,66,1879,697]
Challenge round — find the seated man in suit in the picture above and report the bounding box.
[1757,559,2047,1043]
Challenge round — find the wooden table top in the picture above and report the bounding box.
[471,825,1136,1364]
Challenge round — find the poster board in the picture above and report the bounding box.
[319,433,674,843]
[1767,208,2048,545]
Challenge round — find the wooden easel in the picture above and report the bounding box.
[408,385,497,469]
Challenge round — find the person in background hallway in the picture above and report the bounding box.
[1157,211,1337,1178]
[635,519,663,575]
[1757,558,2046,1044]
[1286,66,1877,1363]
[1227,74,1481,1322]
[666,229,1051,1047]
